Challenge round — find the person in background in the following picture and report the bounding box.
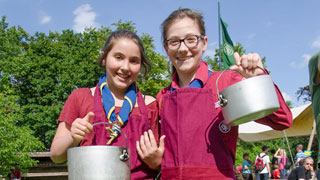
[270,149,277,179]
[274,148,288,179]
[138,8,292,179]
[255,146,271,180]
[273,164,281,179]
[50,29,165,179]
[295,144,307,168]
[316,163,320,180]
[288,157,315,180]
[242,153,253,180]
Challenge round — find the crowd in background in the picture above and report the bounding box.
[238,144,318,180]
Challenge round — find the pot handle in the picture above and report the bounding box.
[216,65,267,107]
[92,122,130,161]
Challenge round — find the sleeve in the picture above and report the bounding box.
[58,89,81,126]
[147,101,160,143]
[156,86,170,121]
[266,155,270,163]
[309,51,320,88]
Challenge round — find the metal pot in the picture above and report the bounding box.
[68,122,130,180]
[217,70,280,126]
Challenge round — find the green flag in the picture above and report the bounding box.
[220,17,236,69]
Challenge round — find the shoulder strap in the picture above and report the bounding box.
[136,89,148,116]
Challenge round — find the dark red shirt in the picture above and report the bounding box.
[58,88,159,145]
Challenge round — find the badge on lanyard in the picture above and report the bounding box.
[219,121,231,133]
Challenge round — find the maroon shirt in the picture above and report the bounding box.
[58,88,159,179]
[58,88,159,145]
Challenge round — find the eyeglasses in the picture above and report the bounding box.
[306,163,313,166]
[166,35,205,50]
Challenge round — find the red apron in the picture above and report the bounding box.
[92,86,157,180]
[160,72,238,180]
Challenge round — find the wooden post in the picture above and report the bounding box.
[307,120,317,151]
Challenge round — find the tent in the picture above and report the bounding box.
[238,103,314,142]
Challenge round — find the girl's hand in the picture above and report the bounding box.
[136,130,165,170]
[71,112,94,145]
[230,52,265,78]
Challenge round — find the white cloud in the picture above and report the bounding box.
[40,15,51,24]
[248,33,256,39]
[204,49,215,57]
[203,41,218,57]
[208,42,218,48]
[312,36,320,48]
[73,4,98,33]
[289,54,311,69]
[281,92,292,102]
[264,21,273,27]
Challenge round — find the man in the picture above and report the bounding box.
[255,146,271,180]
[242,153,253,180]
[295,144,306,168]
[308,51,320,170]
[288,157,315,180]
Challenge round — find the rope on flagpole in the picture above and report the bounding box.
[283,130,294,167]
[218,1,222,71]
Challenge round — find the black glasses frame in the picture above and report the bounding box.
[166,35,205,50]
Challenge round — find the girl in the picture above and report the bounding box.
[139,8,292,179]
[50,29,164,179]
[274,148,288,179]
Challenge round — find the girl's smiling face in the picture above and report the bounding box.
[164,17,207,76]
[103,38,141,93]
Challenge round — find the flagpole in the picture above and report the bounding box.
[218,1,222,71]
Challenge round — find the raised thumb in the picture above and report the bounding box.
[159,135,166,151]
[229,64,240,71]
[84,112,94,122]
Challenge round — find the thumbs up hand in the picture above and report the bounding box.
[229,52,265,78]
[71,112,94,145]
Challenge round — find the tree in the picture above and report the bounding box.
[0,17,169,148]
[0,74,44,178]
[296,86,311,103]
[205,42,266,71]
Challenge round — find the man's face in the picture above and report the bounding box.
[304,159,314,171]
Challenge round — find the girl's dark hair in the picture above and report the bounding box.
[161,8,206,44]
[97,29,151,77]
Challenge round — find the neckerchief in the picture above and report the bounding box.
[99,74,137,144]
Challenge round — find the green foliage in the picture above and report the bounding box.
[0,74,45,178]
[205,42,267,71]
[0,16,169,149]
[235,136,317,167]
[138,33,170,97]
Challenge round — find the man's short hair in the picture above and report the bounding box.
[243,153,249,158]
[270,149,275,154]
[262,145,269,151]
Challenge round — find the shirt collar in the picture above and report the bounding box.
[171,61,209,89]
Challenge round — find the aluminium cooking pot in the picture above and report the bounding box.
[217,68,280,126]
[67,122,130,180]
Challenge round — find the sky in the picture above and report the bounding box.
[1,0,320,107]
